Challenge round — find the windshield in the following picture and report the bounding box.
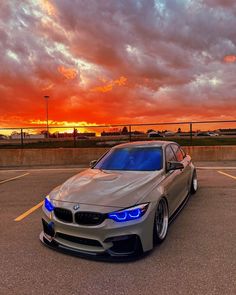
[94,147,163,171]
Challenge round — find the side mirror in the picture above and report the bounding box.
[166,161,184,172]
[90,160,97,168]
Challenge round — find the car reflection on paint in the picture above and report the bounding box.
[40,141,198,258]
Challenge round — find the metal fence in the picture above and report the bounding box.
[0,119,236,148]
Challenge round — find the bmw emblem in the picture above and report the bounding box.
[73,204,80,210]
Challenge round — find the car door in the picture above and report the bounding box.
[170,144,192,206]
[162,144,184,215]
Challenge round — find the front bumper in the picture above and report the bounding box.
[40,203,156,258]
[40,230,142,259]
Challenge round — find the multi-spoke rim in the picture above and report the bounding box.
[156,199,168,240]
[193,176,198,191]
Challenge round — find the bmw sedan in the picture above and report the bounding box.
[40,141,198,258]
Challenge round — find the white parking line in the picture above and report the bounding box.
[218,171,236,180]
[0,173,30,185]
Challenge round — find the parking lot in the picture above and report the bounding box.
[0,165,236,295]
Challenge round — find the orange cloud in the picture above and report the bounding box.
[114,76,127,86]
[223,55,236,63]
[57,66,78,79]
[91,76,127,93]
[41,83,54,91]
[40,0,57,16]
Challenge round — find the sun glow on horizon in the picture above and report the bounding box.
[29,120,102,127]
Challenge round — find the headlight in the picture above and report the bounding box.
[44,196,54,212]
[108,203,149,222]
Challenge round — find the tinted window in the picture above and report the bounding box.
[180,147,186,158]
[94,147,163,171]
[165,145,176,162]
[171,144,184,162]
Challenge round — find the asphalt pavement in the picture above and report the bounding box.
[0,165,236,295]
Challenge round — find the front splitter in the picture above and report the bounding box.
[39,232,145,262]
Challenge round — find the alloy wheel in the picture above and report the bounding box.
[155,199,169,240]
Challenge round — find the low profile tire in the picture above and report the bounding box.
[153,198,169,245]
[190,169,198,194]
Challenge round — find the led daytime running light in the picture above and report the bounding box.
[44,197,54,212]
[108,204,148,222]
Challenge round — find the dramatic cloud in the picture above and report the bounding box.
[91,76,127,93]
[57,66,78,80]
[0,0,236,128]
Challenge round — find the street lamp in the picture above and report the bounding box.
[44,95,49,137]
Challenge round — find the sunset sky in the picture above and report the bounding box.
[0,0,236,128]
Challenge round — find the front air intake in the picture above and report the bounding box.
[56,232,102,247]
[54,207,73,223]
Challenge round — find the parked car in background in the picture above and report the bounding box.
[40,141,198,258]
[196,131,219,136]
[0,135,7,140]
[196,132,210,136]
[147,131,163,138]
[164,131,176,137]
[208,132,220,136]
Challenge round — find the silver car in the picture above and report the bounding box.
[40,141,198,258]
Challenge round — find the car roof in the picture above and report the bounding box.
[112,141,177,149]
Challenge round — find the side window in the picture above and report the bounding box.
[171,144,184,162]
[165,145,176,162]
[180,147,186,158]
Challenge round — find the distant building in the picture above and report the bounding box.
[219,128,236,132]
[11,133,46,139]
[81,132,96,137]
[101,131,122,136]
[219,128,236,135]
[101,130,144,136]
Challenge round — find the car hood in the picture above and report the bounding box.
[50,168,164,208]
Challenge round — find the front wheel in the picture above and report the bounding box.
[153,198,169,244]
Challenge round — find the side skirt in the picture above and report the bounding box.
[169,192,191,224]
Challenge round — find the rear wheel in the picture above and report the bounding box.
[153,198,169,244]
[190,170,198,194]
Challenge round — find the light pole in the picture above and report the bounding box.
[44,95,49,137]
